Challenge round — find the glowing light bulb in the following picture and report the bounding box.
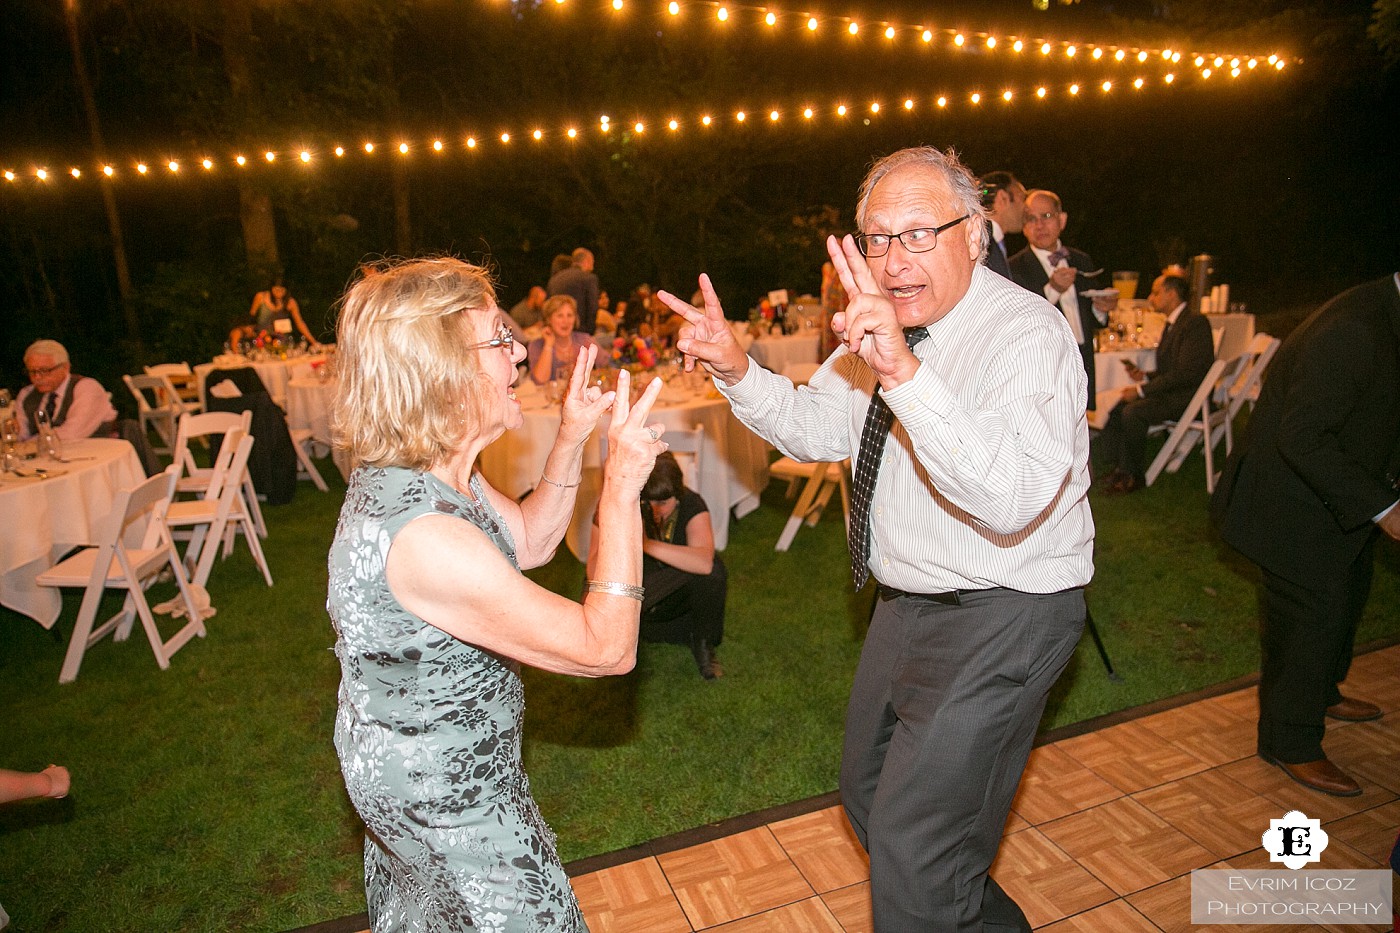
[633,121,644,133]
[532,129,543,140]
[1274,59,1284,70]
[716,6,727,21]
[836,104,847,116]
[467,137,477,148]
[954,33,964,46]
[1066,45,1076,57]
[936,95,947,107]
[1194,56,1204,67]
[735,110,746,122]
[1101,80,1112,92]
[1115,49,1125,61]
[612,0,622,9]
[804,107,814,119]
[236,155,247,166]
[1133,77,1144,89]
[921,29,932,42]
[1202,68,1212,78]
[1138,50,1148,62]
[1002,90,1013,102]
[668,119,679,130]
[103,165,115,176]
[885,26,895,39]
[807,16,817,30]
[1164,73,1174,83]
[1163,49,1172,59]
[264,151,276,162]
[36,168,48,181]
[702,115,712,126]
[1248,58,1257,69]
[986,36,996,48]
[364,143,374,153]
[567,127,578,138]
[903,98,913,110]
[137,163,148,174]
[5,170,16,182]
[970,92,981,104]
[70,167,81,178]
[300,150,312,162]
[334,146,345,157]
[1091,47,1102,60]
[203,158,214,169]
[1040,42,1051,54]
[1171,52,1180,63]
[847,22,858,35]
[500,132,510,142]
[765,11,776,25]
[1268,54,1278,64]
[433,140,443,151]
[1012,39,1023,52]
[1036,86,1046,98]
[398,142,409,154]
[1068,84,1079,95]
[668,1,679,12]
[1213,56,1223,67]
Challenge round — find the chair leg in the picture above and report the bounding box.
[58,579,107,684]
[775,466,831,552]
[240,514,275,586]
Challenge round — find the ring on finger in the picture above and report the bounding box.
[647,428,659,442]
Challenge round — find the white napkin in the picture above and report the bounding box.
[209,380,242,399]
[153,583,216,620]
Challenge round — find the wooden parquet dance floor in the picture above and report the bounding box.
[300,643,1399,932]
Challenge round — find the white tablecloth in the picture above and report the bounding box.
[196,354,328,407]
[0,438,145,628]
[749,333,821,375]
[285,376,351,480]
[478,379,768,556]
[1096,348,1157,396]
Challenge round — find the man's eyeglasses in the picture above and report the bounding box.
[1024,210,1062,226]
[465,322,515,353]
[855,214,970,258]
[26,363,67,378]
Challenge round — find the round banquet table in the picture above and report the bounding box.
[477,377,768,557]
[0,438,146,628]
[196,353,329,407]
[286,375,352,480]
[749,332,821,375]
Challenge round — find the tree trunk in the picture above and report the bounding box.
[221,0,280,279]
[64,0,139,346]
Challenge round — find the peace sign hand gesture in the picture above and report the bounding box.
[826,234,922,390]
[657,274,750,386]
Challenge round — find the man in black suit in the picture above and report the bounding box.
[547,247,601,335]
[1009,190,1116,410]
[1212,276,1400,797]
[978,171,1026,279]
[1095,272,1215,493]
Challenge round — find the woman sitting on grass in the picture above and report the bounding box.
[328,257,667,931]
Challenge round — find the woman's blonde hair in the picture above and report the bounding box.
[332,257,499,470]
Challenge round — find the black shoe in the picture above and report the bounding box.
[692,640,723,680]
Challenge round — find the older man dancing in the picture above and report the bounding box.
[659,146,1094,932]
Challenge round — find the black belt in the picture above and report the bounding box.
[877,585,996,606]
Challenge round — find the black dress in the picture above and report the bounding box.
[640,487,727,648]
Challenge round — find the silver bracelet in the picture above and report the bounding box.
[584,580,645,601]
[539,474,580,489]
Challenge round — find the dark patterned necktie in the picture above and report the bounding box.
[848,326,929,588]
[43,393,58,423]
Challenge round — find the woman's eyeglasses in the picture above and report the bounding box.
[465,322,515,352]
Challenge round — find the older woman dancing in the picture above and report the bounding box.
[328,257,666,932]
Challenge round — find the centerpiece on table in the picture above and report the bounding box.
[611,334,658,374]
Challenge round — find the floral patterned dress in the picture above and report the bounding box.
[328,466,586,932]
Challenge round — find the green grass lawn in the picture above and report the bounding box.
[2,448,1397,932]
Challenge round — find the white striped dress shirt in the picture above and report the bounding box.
[722,264,1095,593]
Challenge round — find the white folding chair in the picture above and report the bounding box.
[143,362,203,409]
[770,456,850,551]
[165,432,274,587]
[289,425,330,492]
[1144,358,1231,491]
[124,373,198,455]
[171,410,268,538]
[1223,333,1280,421]
[599,424,705,489]
[37,468,205,684]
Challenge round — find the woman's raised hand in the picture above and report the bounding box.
[605,368,667,496]
[559,344,614,443]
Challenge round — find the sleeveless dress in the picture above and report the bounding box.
[328,466,586,932]
[252,296,293,334]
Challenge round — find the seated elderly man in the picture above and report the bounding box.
[16,339,117,441]
[15,339,160,475]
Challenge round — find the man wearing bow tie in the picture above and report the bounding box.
[1009,190,1115,411]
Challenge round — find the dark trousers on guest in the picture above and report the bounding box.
[1258,539,1374,763]
[840,587,1084,932]
[1095,393,1182,479]
[640,557,726,648]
